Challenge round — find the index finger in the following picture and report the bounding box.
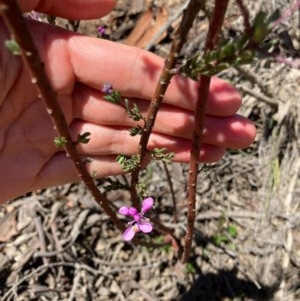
[68,36,242,116]
[32,21,242,117]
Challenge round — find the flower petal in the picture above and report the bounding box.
[133,214,141,222]
[98,26,105,35]
[101,83,113,94]
[122,226,136,241]
[142,197,154,212]
[128,207,138,216]
[138,221,153,233]
[119,206,129,215]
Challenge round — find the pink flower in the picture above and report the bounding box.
[98,26,105,36]
[27,11,42,21]
[119,197,154,241]
[101,83,113,94]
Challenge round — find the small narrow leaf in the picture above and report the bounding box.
[77,132,91,144]
[103,90,122,103]
[227,225,237,237]
[129,125,143,136]
[54,136,67,148]
[5,39,21,55]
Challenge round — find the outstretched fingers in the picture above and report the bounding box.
[31,22,249,120]
[68,120,226,162]
[30,153,123,191]
[73,85,256,149]
[67,35,242,115]
[31,144,225,192]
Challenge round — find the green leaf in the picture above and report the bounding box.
[216,62,231,71]
[185,262,196,274]
[77,132,91,144]
[124,98,130,111]
[103,90,122,103]
[267,9,280,24]
[85,157,93,163]
[129,125,143,136]
[236,34,249,50]
[103,177,129,191]
[54,136,67,148]
[127,102,144,121]
[151,148,175,162]
[219,42,236,60]
[205,49,217,63]
[227,225,237,237]
[116,154,141,172]
[5,39,21,55]
[213,234,229,245]
[252,11,270,42]
[47,15,57,24]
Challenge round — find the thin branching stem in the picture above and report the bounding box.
[163,162,178,222]
[235,0,252,37]
[235,0,300,70]
[130,0,205,206]
[0,0,124,232]
[181,0,230,264]
[271,0,300,29]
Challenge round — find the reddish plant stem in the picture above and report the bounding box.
[163,162,178,223]
[130,0,205,206]
[236,0,300,70]
[181,0,230,264]
[0,0,124,232]
[236,0,300,42]
[235,0,253,37]
[151,217,182,253]
[271,0,300,29]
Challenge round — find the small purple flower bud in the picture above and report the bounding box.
[28,11,41,21]
[119,206,129,216]
[98,26,105,36]
[142,197,154,213]
[101,83,113,94]
[128,207,138,216]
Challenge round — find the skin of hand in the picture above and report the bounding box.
[0,0,256,202]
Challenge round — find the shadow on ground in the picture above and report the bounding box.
[178,268,277,301]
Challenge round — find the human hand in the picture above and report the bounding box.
[0,0,256,202]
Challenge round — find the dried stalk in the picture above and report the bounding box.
[0,0,124,232]
[130,0,205,205]
[181,0,230,263]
